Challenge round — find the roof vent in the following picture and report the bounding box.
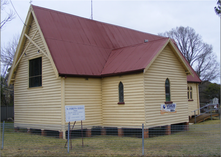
[144,39,148,43]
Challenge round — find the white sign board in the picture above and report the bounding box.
[161,103,176,114]
[65,105,85,122]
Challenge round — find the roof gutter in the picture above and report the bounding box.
[59,69,144,78]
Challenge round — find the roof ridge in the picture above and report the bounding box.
[44,37,113,50]
[32,5,167,45]
[112,37,169,51]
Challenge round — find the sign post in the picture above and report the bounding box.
[67,122,70,153]
[65,105,85,151]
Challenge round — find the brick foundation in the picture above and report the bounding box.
[165,125,171,135]
[144,129,149,138]
[118,128,124,137]
[86,129,91,137]
[41,129,46,136]
[27,128,31,134]
[14,127,19,132]
[59,131,63,139]
[184,122,189,131]
[101,128,106,135]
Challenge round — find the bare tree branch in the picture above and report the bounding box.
[159,26,220,82]
[1,35,19,77]
[1,0,16,29]
[215,0,221,16]
[0,33,18,107]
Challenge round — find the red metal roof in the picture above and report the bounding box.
[187,73,201,83]
[102,38,168,76]
[32,5,201,82]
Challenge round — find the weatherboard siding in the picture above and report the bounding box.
[102,73,145,127]
[64,77,102,126]
[187,83,200,116]
[144,45,189,127]
[14,18,62,130]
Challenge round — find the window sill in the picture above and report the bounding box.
[118,102,125,105]
[28,86,43,89]
[188,99,194,101]
[164,101,173,104]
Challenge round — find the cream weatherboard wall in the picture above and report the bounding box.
[187,83,200,116]
[64,77,102,127]
[144,45,189,127]
[14,17,62,131]
[101,73,145,127]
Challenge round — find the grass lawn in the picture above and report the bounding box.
[1,119,220,156]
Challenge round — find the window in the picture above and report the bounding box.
[187,86,189,99]
[29,57,42,88]
[118,82,124,104]
[165,78,171,102]
[187,86,193,100]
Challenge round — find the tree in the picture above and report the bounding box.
[205,83,220,100]
[159,26,220,82]
[215,0,221,16]
[199,82,220,105]
[0,36,18,107]
[1,75,13,106]
[1,0,16,29]
[1,35,19,77]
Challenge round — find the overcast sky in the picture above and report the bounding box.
[1,0,220,82]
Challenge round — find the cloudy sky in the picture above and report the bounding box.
[1,0,220,82]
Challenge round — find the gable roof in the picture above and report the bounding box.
[101,38,169,76]
[8,5,201,85]
[32,5,168,77]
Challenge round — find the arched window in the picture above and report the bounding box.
[118,82,124,103]
[165,78,170,102]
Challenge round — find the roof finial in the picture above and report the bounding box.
[91,0,93,20]
[29,0,32,4]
